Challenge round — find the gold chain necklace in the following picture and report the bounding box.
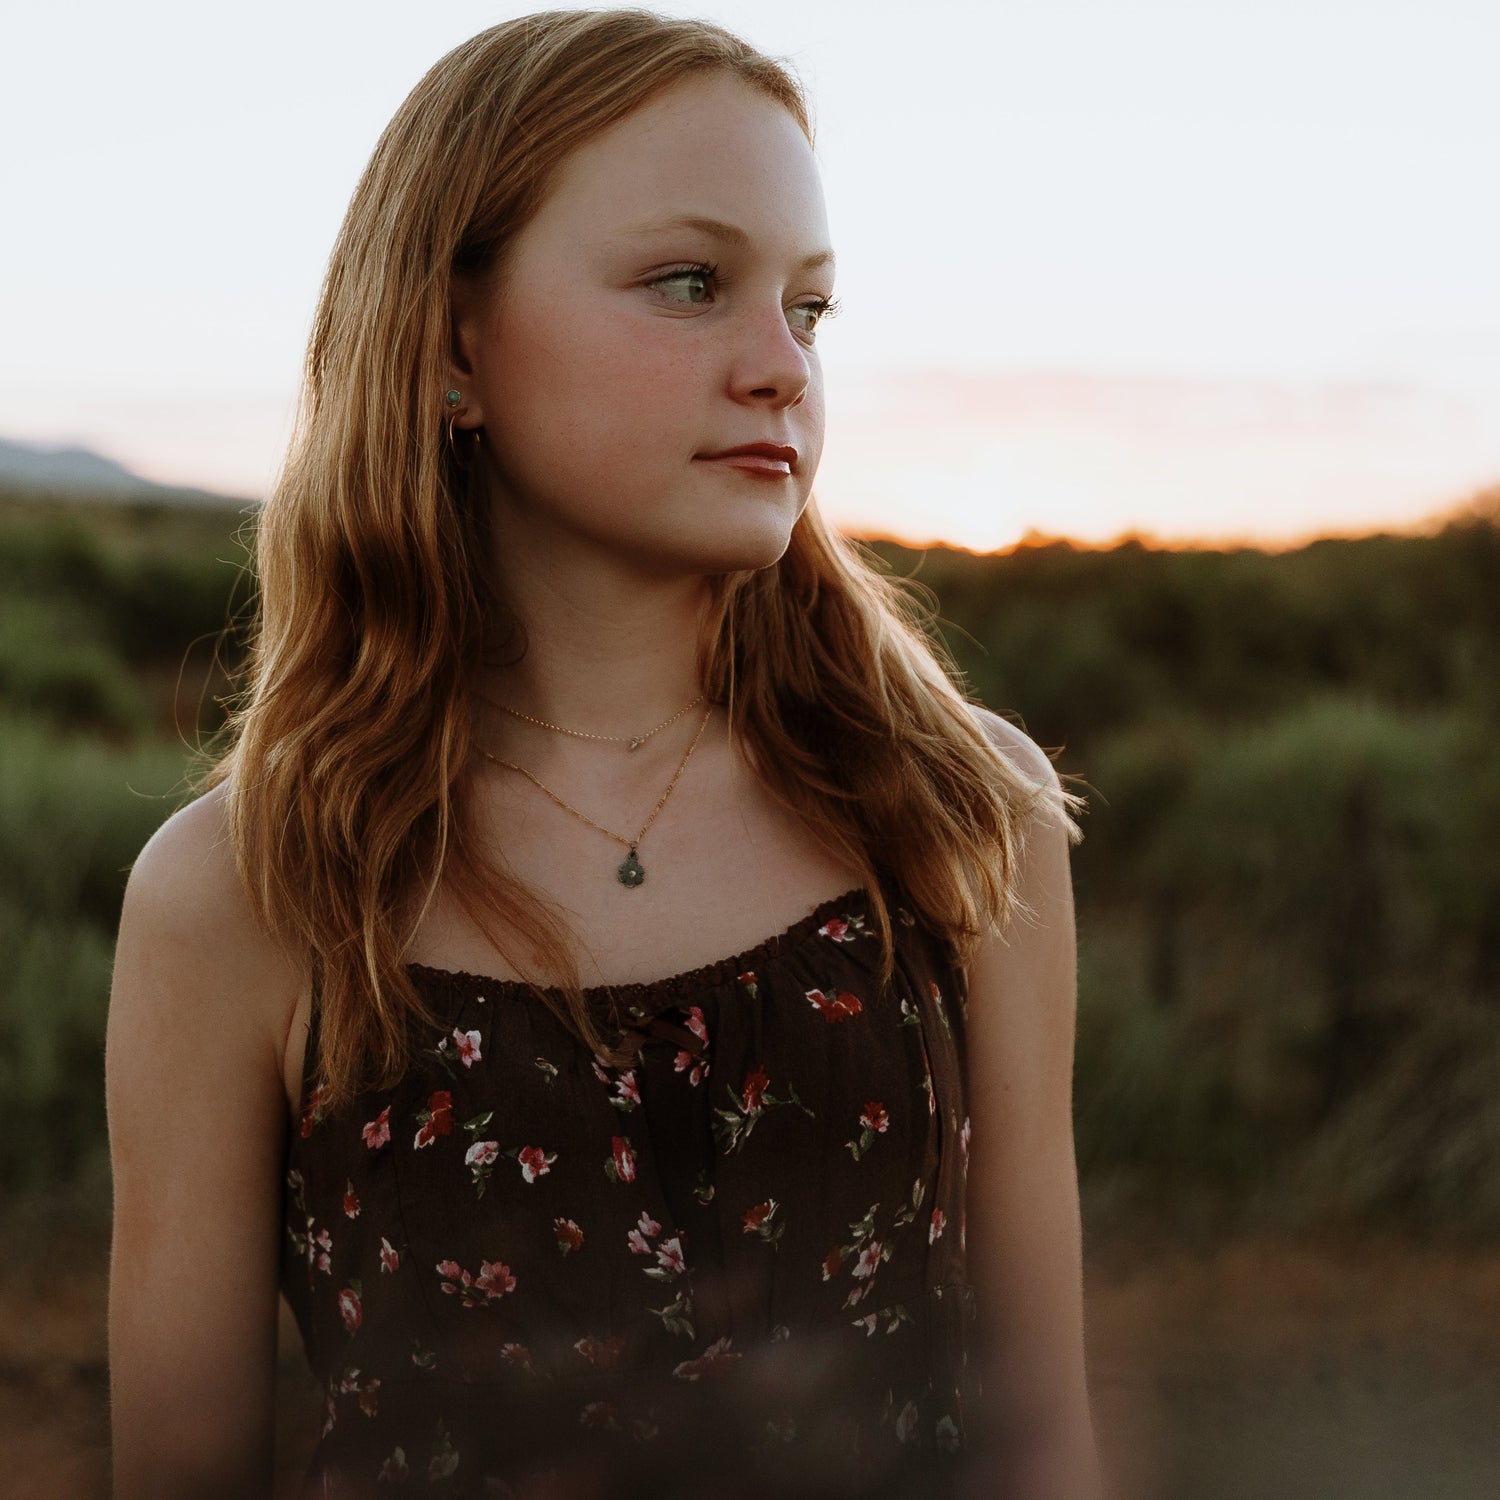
[482,693,706,751]
[479,704,714,887]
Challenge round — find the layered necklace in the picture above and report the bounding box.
[478,693,711,888]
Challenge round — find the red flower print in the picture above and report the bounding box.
[607,1135,637,1184]
[451,1027,482,1067]
[819,915,855,942]
[685,1005,707,1043]
[300,1085,330,1139]
[853,1240,884,1279]
[805,987,864,1022]
[362,1106,391,1151]
[737,970,757,988]
[379,1237,400,1275]
[338,1286,362,1334]
[673,1336,742,1381]
[859,1103,889,1134]
[929,1207,947,1244]
[377,1447,409,1483]
[821,1246,843,1281]
[740,1064,770,1114]
[516,1145,556,1183]
[554,1218,584,1255]
[342,1182,360,1219]
[413,1090,454,1149]
[358,1380,380,1417]
[740,1200,777,1234]
[465,1140,499,1169]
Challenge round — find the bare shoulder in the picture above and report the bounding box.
[109,779,305,1086]
[966,703,1064,800]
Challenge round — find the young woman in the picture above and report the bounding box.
[106,11,1100,1499]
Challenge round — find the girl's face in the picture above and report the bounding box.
[451,70,836,580]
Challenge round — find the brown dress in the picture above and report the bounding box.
[282,884,987,1498]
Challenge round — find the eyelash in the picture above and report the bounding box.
[648,261,842,336]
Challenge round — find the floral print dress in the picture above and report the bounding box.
[282,885,985,1498]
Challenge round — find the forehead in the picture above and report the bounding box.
[524,71,828,253]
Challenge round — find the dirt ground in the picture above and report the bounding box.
[4,1227,1498,1500]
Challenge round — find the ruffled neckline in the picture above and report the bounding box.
[404,884,871,1011]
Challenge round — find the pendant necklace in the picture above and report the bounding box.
[478,699,713,887]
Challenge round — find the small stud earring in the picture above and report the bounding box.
[445,389,462,407]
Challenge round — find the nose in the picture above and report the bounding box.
[729,301,813,408]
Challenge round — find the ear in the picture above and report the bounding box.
[447,276,488,431]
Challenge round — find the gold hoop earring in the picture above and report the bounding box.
[446,413,482,469]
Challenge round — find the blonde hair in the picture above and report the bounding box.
[197,9,1076,1110]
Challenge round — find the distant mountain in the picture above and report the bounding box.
[0,437,248,506]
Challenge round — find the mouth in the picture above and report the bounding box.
[695,443,798,477]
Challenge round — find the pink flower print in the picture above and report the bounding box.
[476,1260,515,1297]
[581,1401,621,1433]
[685,1005,707,1043]
[960,1115,971,1154]
[516,1145,556,1183]
[627,1227,652,1256]
[437,1257,516,1308]
[452,1027,482,1068]
[853,1240,884,1280]
[592,1057,613,1085]
[554,1218,584,1254]
[655,1236,686,1276]
[805,987,863,1022]
[429,1446,459,1481]
[673,1336,742,1381]
[740,1064,770,1114]
[637,1209,662,1237]
[357,1378,380,1417]
[607,1135,637,1184]
[377,1447,409,1483]
[338,1285,362,1335]
[929,1207,947,1243]
[500,1342,534,1372]
[896,1400,919,1444]
[413,1090,454,1149]
[673,1006,711,1085]
[379,1238,400,1274]
[575,1333,628,1370]
[465,1140,499,1170]
[821,1246,843,1281]
[611,1070,641,1109]
[362,1106,391,1151]
[854,1312,878,1336]
[342,1182,360,1219]
[300,1085,330,1139]
[740,1199,777,1234]
[819,915,855,942]
[860,1103,889,1134]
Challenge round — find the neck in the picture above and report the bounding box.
[477,532,718,747]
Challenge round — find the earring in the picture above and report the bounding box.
[446,389,462,407]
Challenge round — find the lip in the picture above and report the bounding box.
[695,442,798,477]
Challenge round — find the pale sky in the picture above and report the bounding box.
[3,0,1497,548]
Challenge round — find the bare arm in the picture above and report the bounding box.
[961,709,1105,1500]
[106,783,306,1500]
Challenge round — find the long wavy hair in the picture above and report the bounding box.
[197,8,1079,1111]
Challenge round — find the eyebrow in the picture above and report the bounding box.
[617,213,836,273]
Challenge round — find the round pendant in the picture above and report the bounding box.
[617,849,645,887]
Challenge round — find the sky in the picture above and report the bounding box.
[2,0,1498,550]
